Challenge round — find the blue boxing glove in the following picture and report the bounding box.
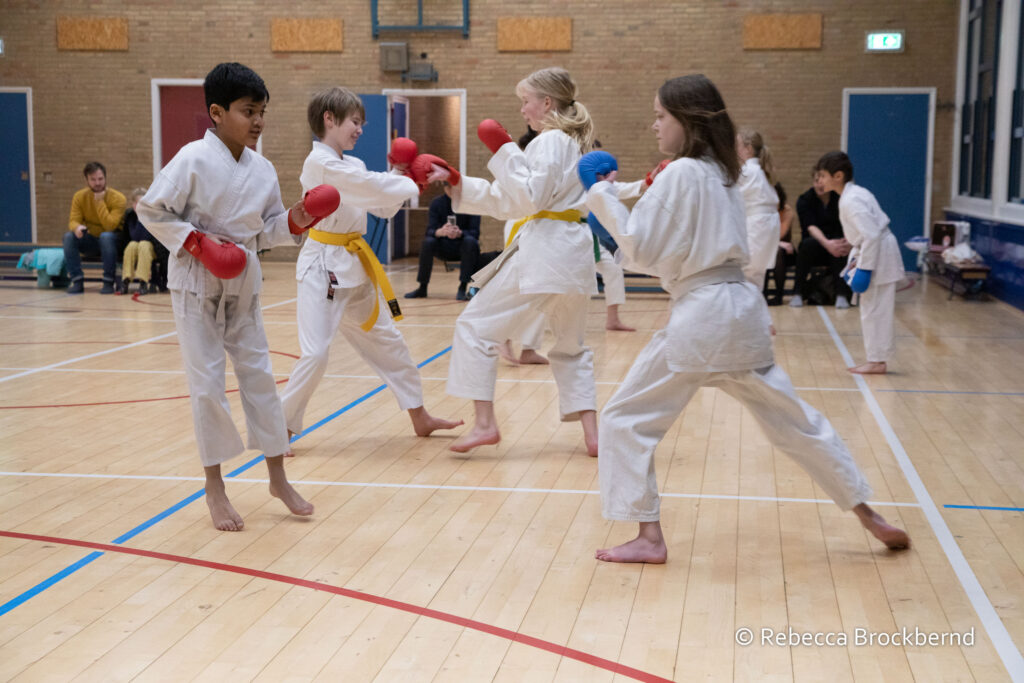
[577,151,618,190]
[586,212,618,253]
[846,268,873,293]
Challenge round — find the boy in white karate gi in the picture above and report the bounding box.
[434,67,599,455]
[138,63,315,531]
[581,74,909,563]
[279,87,462,439]
[817,150,906,374]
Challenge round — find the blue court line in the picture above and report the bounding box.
[0,346,452,617]
[877,388,1024,397]
[944,504,1024,512]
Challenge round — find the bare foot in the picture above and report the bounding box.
[854,503,910,550]
[605,313,636,331]
[268,477,314,517]
[770,324,777,336]
[409,406,465,436]
[518,349,550,365]
[581,410,598,457]
[205,484,244,532]
[497,340,520,365]
[849,361,887,374]
[596,522,667,563]
[449,424,501,453]
[285,430,296,457]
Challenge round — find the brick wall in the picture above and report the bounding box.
[1,1,959,254]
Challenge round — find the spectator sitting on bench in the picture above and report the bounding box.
[790,167,851,308]
[121,187,159,295]
[405,193,482,301]
[64,161,127,294]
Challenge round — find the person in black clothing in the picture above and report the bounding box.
[405,193,483,301]
[764,183,796,305]
[790,169,852,307]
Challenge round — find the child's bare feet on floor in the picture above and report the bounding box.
[450,424,500,452]
[854,503,910,550]
[269,479,314,516]
[849,361,886,374]
[206,484,244,532]
[497,340,520,365]
[518,349,549,364]
[409,406,464,436]
[596,522,667,563]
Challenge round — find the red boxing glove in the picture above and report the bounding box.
[288,183,341,234]
[645,159,671,187]
[388,137,419,167]
[409,154,461,190]
[477,119,513,154]
[182,231,247,279]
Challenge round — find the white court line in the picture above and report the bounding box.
[0,471,918,507]
[0,366,863,394]
[0,298,296,386]
[818,306,1024,680]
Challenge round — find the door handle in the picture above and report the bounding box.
[21,171,29,181]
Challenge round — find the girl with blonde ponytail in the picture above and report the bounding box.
[736,127,782,285]
[434,66,599,456]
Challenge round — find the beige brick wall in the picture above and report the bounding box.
[1,1,958,255]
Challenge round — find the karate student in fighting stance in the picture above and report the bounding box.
[279,87,462,440]
[817,150,905,374]
[579,74,909,563]
[433,67,600,456]
[138,62,316,531]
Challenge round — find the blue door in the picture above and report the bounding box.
[389,99,408,259]
[845,91,932,271]
[0,91,33,242]
[353,94,390,263]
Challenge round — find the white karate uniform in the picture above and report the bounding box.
[737,158,781,284]
[594,179,644,307]
[839,182,905,363]
[450,130,597,420]
[279,142,426,433]
[501,218,548,352]
[586,157,873,522]
[138,130,299,467]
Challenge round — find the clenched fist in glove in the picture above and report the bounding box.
[409,154,461,190]
[577,150,619,190]
[388,137,419,168]
[477,119,513,154]
[182,231,248,280]
[288,184,341,235]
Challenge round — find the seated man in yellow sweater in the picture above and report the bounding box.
[63,161,127,294]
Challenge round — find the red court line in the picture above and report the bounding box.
[131,293,171,307]
[0,529,673,683]
[0,344,298,409]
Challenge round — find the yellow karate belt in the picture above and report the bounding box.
[505,209,584,248]
[309,229,402,332]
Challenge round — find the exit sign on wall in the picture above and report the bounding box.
[866,31,904,52]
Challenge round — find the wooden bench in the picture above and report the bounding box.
[925,251,990,300]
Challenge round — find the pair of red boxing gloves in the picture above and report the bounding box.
[387,138,461,190]
[184,184,341,280]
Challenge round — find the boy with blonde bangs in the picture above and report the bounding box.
[279,86,463,441]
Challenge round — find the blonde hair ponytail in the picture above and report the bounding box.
[737,127,776,185]
[517,67,594,153]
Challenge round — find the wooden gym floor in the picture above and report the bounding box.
[0,260,1022,682]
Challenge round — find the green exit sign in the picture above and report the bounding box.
[866,31,904,52]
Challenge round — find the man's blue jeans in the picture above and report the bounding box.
[63,230,119,283]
